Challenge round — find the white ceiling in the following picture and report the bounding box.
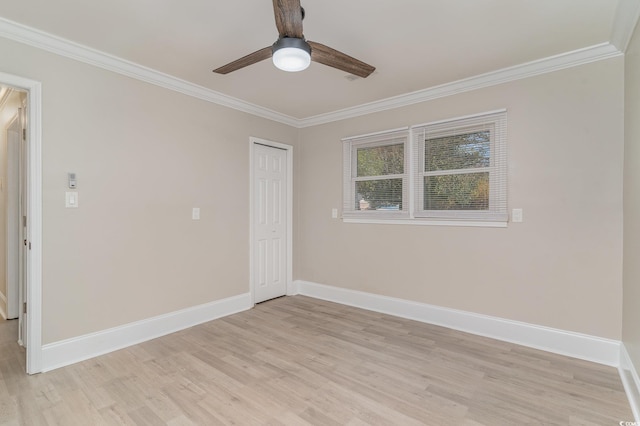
[0,1,631,120]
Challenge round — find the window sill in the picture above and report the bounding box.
[342,217,508,228]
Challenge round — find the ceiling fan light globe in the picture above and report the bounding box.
[272,37,312,72]
[273,47,311,72]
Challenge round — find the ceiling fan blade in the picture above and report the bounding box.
[308,41,375,78]
[213,46,273,74]
[272,0,304,38]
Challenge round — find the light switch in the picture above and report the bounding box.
[512,208,523,223]
[68,172,77,189]
[192,207,200,220]
[332,208,338,219]
[65,191,78,208]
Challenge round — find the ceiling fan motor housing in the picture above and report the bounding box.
[272,37,311,55]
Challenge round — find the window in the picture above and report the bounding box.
[343,110,507,225]
[412,110,507,221]
[342,129,409,219]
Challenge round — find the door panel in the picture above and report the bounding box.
[272,238,281,284]
[253,144,287,303]
[258,239,267,287]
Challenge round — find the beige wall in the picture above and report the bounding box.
[0,32,628,347]
[0,37,299,343]
[297,58,624,339]
[623,20,640,373]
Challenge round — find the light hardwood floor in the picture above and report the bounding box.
[0,296,633,425]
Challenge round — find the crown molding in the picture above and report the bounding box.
[0,16,626,129]
[297,42,622,127]
[611,0,640,53]
[0,17,300,127]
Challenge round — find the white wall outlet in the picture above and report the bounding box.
[65,191,78,208]
[192,207,200,220]
[332,208,338,219]
[512,208,523,223]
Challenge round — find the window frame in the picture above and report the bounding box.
[412,111,507,222]
[342,110,508,227]
[342,129,410,220]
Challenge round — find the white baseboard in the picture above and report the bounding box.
[41,292,252,372]
[294,280,620,367]
[620,344,640,421]
[287,280,299,296]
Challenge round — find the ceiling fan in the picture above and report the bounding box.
[212,0,375,78]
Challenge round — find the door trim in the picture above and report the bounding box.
[0,71,43,374]
[249,137,293,306]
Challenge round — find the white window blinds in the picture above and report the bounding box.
[411,110,507,221]
[343,129,409,219]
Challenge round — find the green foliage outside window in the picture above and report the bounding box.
[355,144,404,210]
[356,144,404,176]
[424,131,490,210]
[424,173,489,210]
[355,179,403,210]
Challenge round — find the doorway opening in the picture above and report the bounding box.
[0,86,26,370]
[0,72,43,374]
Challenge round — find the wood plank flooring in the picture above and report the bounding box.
[0,296,633,425]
